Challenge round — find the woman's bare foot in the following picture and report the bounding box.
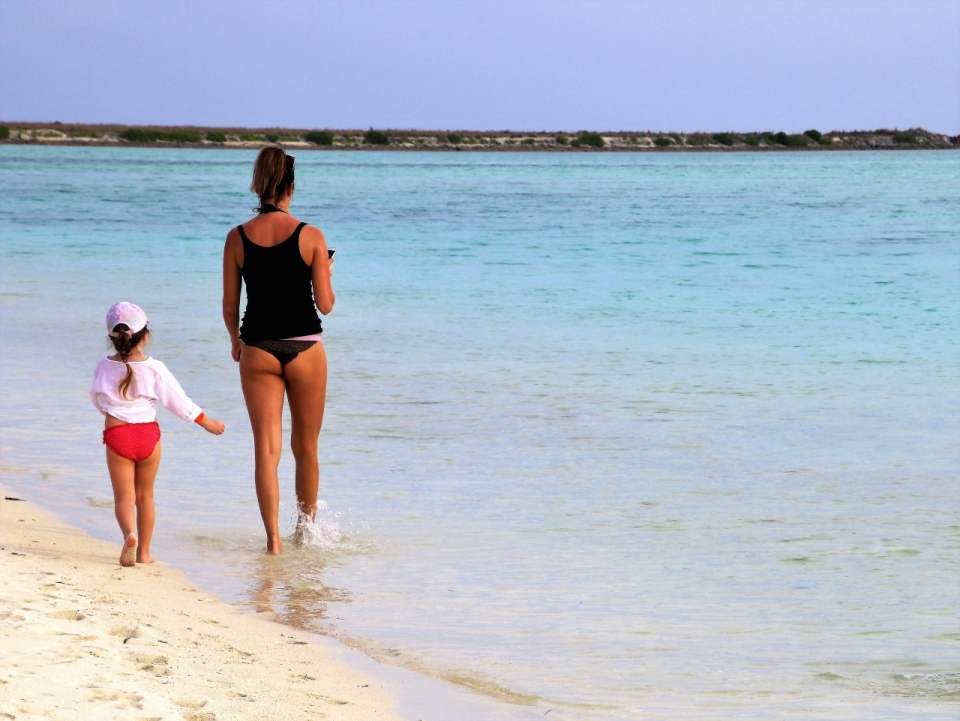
[119,535,137,567]
[266,533,283,555]
[292,510,316,548]
[137,553,156,564]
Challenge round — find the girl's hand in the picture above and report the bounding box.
[328,257,335,277]
[231,338,242,362]
[199,416,226,435]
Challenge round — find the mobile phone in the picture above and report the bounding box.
[328,248,337,259]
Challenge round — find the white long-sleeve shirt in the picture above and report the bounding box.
[90,357,202,424]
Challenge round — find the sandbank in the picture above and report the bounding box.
[0,493,402,721]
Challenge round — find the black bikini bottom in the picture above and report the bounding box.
[248,340,317,366]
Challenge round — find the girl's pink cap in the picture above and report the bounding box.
[106,302,148,336]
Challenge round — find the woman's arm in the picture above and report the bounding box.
[222,228,244,361]
[301,225,336,315]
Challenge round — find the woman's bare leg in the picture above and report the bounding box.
[284,342,328,525]
[240,345,287,554]
[133,440,162,563]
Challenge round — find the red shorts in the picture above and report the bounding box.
[103,421,161,462]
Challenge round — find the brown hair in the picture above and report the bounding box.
[251,146,295,209]
[109,324,150,400]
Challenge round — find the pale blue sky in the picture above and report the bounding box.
[1,0,957,133]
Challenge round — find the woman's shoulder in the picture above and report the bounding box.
[285,214,316,236]
[296,223,327,264]
[297,223,326,246]
[225,224,244,244]
[297,220,322,235]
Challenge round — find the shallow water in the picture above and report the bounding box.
[1,147,958,719]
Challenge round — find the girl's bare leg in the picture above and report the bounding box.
[240,345,287,554]
[133,441,162,563]
[285,342,328,526]
[107,441,163,564]
[107,447,137,543]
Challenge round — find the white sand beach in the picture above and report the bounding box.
[0,493,401,721]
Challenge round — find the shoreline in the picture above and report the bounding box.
[0,140,960,155]
[2,122,957,152]
[4,140,959,152]
[0,491,402,720]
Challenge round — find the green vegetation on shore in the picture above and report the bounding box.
[571,132,605,148]
[363,129,391,146]
[893,132,918,144]
[1,122,956,151]
[305,130,334,146]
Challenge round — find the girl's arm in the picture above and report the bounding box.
[301,225,335,315]
[152,362,202,422]
[223,228,244,361]
[152,362,224,435]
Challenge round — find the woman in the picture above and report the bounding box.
[223,147,335,554]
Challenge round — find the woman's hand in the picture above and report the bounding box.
[303,226,335,314]
[231,338,243,362]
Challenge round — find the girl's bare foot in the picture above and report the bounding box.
[119,535,137,567]
[137,553,156,564]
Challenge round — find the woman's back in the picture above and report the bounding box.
[238,212,303,247]
[237,217,322,343]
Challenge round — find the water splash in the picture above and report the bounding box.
[289,500,343,551]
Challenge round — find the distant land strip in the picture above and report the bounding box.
[1,122,958,151]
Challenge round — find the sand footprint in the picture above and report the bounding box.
[110,625,140,643]
[87,687,145,709]
[129,653,170,677]
[175,699,208,709]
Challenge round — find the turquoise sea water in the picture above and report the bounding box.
[1,146,958,719]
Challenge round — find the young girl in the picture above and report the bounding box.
[91,302,225,566]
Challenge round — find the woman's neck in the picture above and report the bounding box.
[270,197,291,213]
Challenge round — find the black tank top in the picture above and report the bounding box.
[237,222,323,343]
